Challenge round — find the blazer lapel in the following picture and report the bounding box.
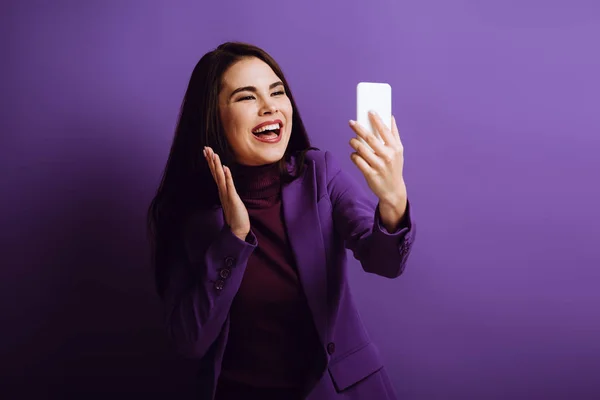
[282,158,328,344]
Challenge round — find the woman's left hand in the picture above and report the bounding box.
[349,112,408,231]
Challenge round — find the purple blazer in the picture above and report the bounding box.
[164,149,416,399]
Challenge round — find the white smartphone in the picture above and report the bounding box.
[356,82,392,150]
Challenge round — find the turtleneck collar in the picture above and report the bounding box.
[231,161,282,209]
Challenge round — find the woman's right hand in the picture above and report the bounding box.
[204,147,250,241]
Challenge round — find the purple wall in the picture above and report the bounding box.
[3,0,599,398]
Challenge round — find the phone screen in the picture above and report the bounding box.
[356,82,392,150]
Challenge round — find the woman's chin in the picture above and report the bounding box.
[253,145,287,164]
[235,136,290,166]
[257,153,284,165]
[239,151,285,166]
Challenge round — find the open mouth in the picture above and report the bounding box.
[252,122,282,140]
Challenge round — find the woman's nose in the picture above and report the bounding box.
[259,100,278,115]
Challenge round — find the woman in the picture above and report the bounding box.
[147,42,416,400]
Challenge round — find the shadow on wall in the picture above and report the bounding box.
[1,117,199,399]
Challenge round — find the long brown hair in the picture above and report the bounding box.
[147,42,316,298]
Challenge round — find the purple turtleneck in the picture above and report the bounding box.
[216,161,321,397]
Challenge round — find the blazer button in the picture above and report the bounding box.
[224,256,235,268]
[219,268,231,279]
[214,279,225,291]
[327,342,336,355]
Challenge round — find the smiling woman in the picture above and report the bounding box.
[218,57,292,166]
[147,42,416,400]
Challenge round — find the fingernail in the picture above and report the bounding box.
[349,120,356,125]
[369,110,377,116]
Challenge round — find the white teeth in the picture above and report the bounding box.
[253,123,280,133]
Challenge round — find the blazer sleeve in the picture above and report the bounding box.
[325,150,416,278]
[162,220,257,358]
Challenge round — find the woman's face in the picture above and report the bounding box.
[218,57,293,166]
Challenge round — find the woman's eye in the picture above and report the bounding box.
[238,95,255,101]
[272,91,285,96]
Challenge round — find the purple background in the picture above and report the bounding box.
[2,0,599,398]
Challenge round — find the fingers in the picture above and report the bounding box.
[391,115,403,147]
[368,111,395,146]
[349,120,386,155]
[349,120,394,165]
[213,152,227,194]
[350,152,374,177]
[204,146,227,198]
[223,166,239,198]
[204,147,217,182]
[349,137,383,170]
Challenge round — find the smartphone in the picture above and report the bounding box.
[356,82,392,150]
